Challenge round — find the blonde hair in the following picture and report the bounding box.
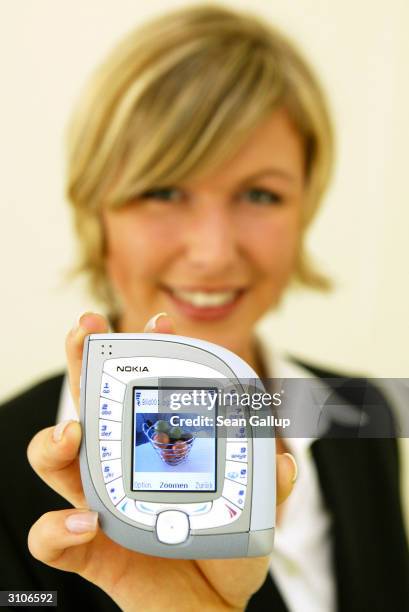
[65,3,335,315]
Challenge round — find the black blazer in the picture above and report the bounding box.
[0,358,408,612]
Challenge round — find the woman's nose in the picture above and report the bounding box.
[184,207,239,272]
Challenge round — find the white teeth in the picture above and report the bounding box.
[172,290,238,307]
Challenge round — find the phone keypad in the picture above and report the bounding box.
[95,373,250,534]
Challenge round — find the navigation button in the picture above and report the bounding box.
[189,497,242,530]
[99,419,122,440]
[116,498,155,527]
[99,398,123,422]
[101,458,122,483]
[225,461,248,485]
[100,373,126,403]
[135,501,212,516]
[106,477,125,505]
[100,441,121,461]
[222,479,246,508]
[156,510,190,545]
[226,442,248,462]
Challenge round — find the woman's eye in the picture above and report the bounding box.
[243,188,283,205]
[140,187,182,201]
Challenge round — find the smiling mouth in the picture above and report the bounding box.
[165,287,244,306]
[161,285,246,319]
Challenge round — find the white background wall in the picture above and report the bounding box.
[1,0,408,513]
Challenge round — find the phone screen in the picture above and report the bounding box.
[131,387,217,492]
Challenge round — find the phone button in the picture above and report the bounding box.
[135,501,212,516]
[225,406,246,419]
[226,435,248,442]
[100,441,121,461]
[186,502,212,515]
[106,477,125,505]
[222,479,246,509]
[225,461,248,485]
[99,398,123,422]
[99,419,122,441]
[100,373,126,403]
[189,497,242,530]
[116,498,156,527]
[225,442,248,462]
[156,510,190,544]
[101,458,122,483]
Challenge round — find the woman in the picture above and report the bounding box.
[0,4,407,611]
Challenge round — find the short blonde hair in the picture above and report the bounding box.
[65,3,335,315]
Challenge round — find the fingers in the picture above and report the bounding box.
[28,508,98,571]
[276,452,298,505]
[66,310,173,415]
[65,312,109,413]
[27,420,86,508]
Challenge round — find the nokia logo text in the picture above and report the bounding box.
[116,366,149,372]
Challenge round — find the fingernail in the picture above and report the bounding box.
[283,452,298,484]
[144,312,168,332]
[72,311,93,334]
[65,511,98,534]
[53,419,76,443]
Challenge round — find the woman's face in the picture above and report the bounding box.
[102,107,306,354]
